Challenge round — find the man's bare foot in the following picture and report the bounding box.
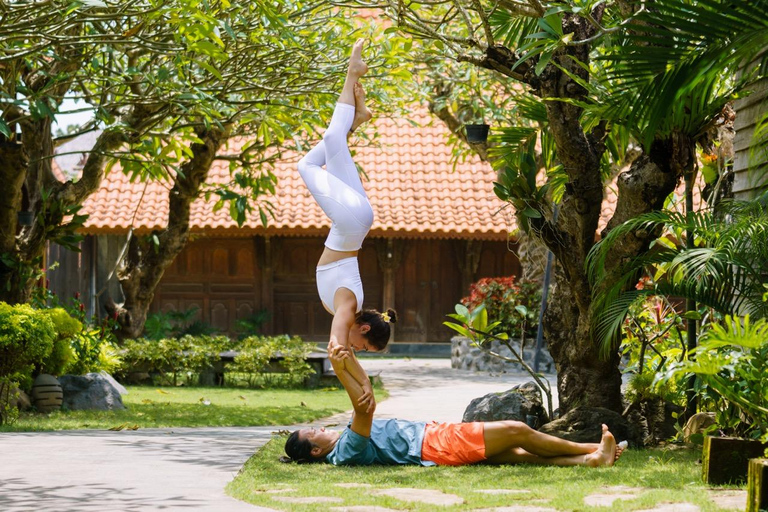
[585,424,617,467]
[348,38,368,78]
[350,82,373,132]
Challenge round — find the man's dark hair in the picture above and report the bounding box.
[357,308,397,351]
[283,430,322,463]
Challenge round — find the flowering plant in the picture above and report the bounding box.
[460,276,541,337]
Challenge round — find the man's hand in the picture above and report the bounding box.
[358,383,375,414]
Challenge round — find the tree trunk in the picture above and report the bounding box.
[544,273,623,411]
[0,140,29,304]
[108,127,229,339]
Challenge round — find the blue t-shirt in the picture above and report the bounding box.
[325,418,435,466]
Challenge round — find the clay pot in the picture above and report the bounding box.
[31,374,63,413]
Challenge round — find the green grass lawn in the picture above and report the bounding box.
[1,385,381,431]
[228,439,745,511]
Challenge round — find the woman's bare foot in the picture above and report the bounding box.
[350,82,372,132]
[584,424,617,467]
[348,38,368,79]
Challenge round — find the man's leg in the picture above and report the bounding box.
[483,422,618,467]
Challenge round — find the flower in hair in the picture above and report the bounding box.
[381,312,390,323]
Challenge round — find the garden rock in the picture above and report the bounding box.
[99,371,128,395]
[59,373,126,411]
[683,412,716,442]
[10,387,32,411]
[462,381,549,427]
[451,336,554,374]
[538,407,642,446]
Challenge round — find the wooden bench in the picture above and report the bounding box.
[200,350,337,388]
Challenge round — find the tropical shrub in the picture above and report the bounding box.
[621,295,688,407]
[0,302,56,424]
[121,335,231,386]
[460,276,541,337]
[657,315,768,441]
[120,334,314,388]
[30,289,122,375]
[143,307,218,340]
[37,307,82,376]
[230,335,314,387]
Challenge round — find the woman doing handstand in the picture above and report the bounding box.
[297,39,395,410]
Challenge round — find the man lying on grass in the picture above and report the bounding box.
[284,340,624,467]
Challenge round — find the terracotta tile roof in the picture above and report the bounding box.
[76,106,516,240]
[62,106,702,241]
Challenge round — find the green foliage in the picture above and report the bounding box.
[657,315,768,440]
[458,276,541,338]
[121,335,231,386]
[230,335,314,387]
[235,309,270,339]
[0,302,56,381]
[588,195,768,353]
[143,306,217,340]
[67,327,122,376]
[38,307,82,376]
[121,334,313,388]
[0,302,56,424]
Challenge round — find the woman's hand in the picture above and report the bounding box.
[327,339,351,363]
[358,384,376,414]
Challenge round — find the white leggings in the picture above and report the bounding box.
[297,103,374,252]
[298,103,373,314]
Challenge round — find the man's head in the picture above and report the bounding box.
[284,427,340,463]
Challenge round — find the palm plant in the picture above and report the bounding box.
[588,192,768,353]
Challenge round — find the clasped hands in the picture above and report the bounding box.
[328,339,375,413]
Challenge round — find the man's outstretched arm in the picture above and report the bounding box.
[328,340,374,438]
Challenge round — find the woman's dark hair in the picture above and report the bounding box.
[283,430,321,463]
[356,308,397,351]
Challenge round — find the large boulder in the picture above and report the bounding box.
[462,381,549,427]
[538,406,642,446]
[59,373,126,411]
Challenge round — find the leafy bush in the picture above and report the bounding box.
[143,306,218,340]
[230,335,314,386]
[30,289,121,375]
[38,307,82,376]
[460,276,541,337]
[121,335,232,386]
[657,315,768,441]
[120,334,314,388]
[620,296,688,407]
[0,302,56,424]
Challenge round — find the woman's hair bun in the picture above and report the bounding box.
[386,308,398,324]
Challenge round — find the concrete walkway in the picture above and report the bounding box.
[0,358,555,511]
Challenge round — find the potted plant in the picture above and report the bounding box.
[456,101,490,143]
[657,315,768,484]
[465,122,490,143]
[0,302,56,424]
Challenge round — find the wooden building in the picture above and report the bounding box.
[733,62,768,199]
[49,109,519,343]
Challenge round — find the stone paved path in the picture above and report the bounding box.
[0,358,543,511]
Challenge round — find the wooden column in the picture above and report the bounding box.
[255,235,275,335]
[375,238,405,339]
[453,239,483,294]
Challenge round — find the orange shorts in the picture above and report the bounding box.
[421,422,486,466]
